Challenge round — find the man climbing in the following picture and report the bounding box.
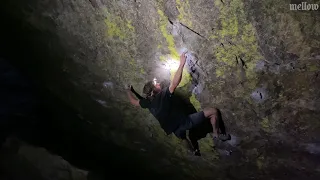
[126,52,231,154]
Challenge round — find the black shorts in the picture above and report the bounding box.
[173,111,207,139]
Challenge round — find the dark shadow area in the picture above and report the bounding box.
[0,57,178,180]
[0,2,182,179]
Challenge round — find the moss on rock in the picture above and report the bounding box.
[212,0,262,91]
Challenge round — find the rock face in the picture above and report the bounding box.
[0,138,88,180]
[1,0,320,179]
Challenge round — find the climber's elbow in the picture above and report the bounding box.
[130,99,140,107]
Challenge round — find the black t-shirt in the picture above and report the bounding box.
[139,87,185,134]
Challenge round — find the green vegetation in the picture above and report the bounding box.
[176,0,193,27]
[104,11,135,40]
[212,0,262,90]
[158,9,180,60]
[260,117,270,132]
[309,64,319,72]
[256,156,265,170]
[190,94,201,111]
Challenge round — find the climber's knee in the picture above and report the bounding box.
[203,108,218,118]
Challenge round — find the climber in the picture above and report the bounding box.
[126,52,231,153]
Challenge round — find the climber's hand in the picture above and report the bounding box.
[126,84,132,91]
[130,85,134,92]
[180,52,187,66]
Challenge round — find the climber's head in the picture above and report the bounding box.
[143,78,161,99]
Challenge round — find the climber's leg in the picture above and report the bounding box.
[203,108,231,141]
[203,108,219,136]
[189,129,201,156]
[173,127,193,151]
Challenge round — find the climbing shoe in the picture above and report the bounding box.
[218,134,231,141]
[194,149,201,156]
[182,139,194,152]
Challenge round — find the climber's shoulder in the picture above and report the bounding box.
[139,98,151,108]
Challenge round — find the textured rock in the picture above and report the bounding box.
[1,0,320,179]
[0,138,88,180]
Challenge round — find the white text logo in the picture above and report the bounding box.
[290,2,319,10]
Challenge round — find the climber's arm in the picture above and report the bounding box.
[130,86,144,100]
[169,52,187,94]
[127,89,140,107]
[127,85,150,108]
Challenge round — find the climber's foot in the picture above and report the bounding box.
[182,139,194,152]
[218,134,231,141]
[194,149,201,156]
